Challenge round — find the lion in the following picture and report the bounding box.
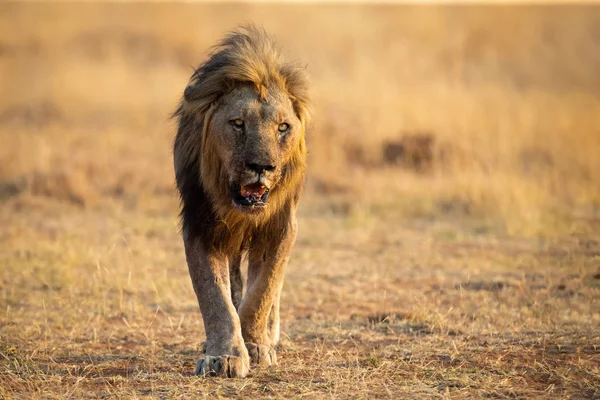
[172,26,310,378]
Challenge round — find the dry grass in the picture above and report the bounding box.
[1,3,599,399]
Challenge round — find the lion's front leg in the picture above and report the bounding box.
[267,279,284,345]
[229,252,244,310]
[184,234,250,378]
[238,216,297,366]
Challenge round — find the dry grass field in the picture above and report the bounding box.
[1,3,599,399]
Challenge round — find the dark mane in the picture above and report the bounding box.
[172,25,310,252]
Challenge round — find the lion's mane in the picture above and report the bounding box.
[173,25,311,253]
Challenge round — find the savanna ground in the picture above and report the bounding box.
[1,3,599,399]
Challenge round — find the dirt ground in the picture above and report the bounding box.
[1,3,599,399]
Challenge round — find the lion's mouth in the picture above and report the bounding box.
[232,182,270,209]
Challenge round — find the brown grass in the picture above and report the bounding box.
[1,3,599,399]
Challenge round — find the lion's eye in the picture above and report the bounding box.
[231,119,244,130]
[278,123,290,133]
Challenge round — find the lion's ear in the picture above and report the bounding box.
[184,84,197,102]
[293,100,312,129]
[179,85,198,117]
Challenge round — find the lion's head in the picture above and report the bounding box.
[174,26,310,239]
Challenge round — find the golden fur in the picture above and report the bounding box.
[174,25,310,253]
[172,25,311,377]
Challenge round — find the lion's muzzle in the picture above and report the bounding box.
[232,162,279,211]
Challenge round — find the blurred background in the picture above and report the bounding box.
[1,3,599,235]
[2,4,600,397]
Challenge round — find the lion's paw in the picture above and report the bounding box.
[245,342,277,366]
[195,355,249,378]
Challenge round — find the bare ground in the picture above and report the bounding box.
[1,197,598,398]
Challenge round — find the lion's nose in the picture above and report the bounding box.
[246,162,275,174]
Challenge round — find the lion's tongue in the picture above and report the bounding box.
[241,183,266,200]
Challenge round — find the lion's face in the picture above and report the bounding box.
[209,84,302,214]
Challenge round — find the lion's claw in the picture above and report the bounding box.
[245,342,277,366]
[195,355,249,378]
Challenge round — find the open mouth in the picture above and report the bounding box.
[232,182,270,209]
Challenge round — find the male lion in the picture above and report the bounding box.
[173,26,310,378]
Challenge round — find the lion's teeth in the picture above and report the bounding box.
[241,184,266,198]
